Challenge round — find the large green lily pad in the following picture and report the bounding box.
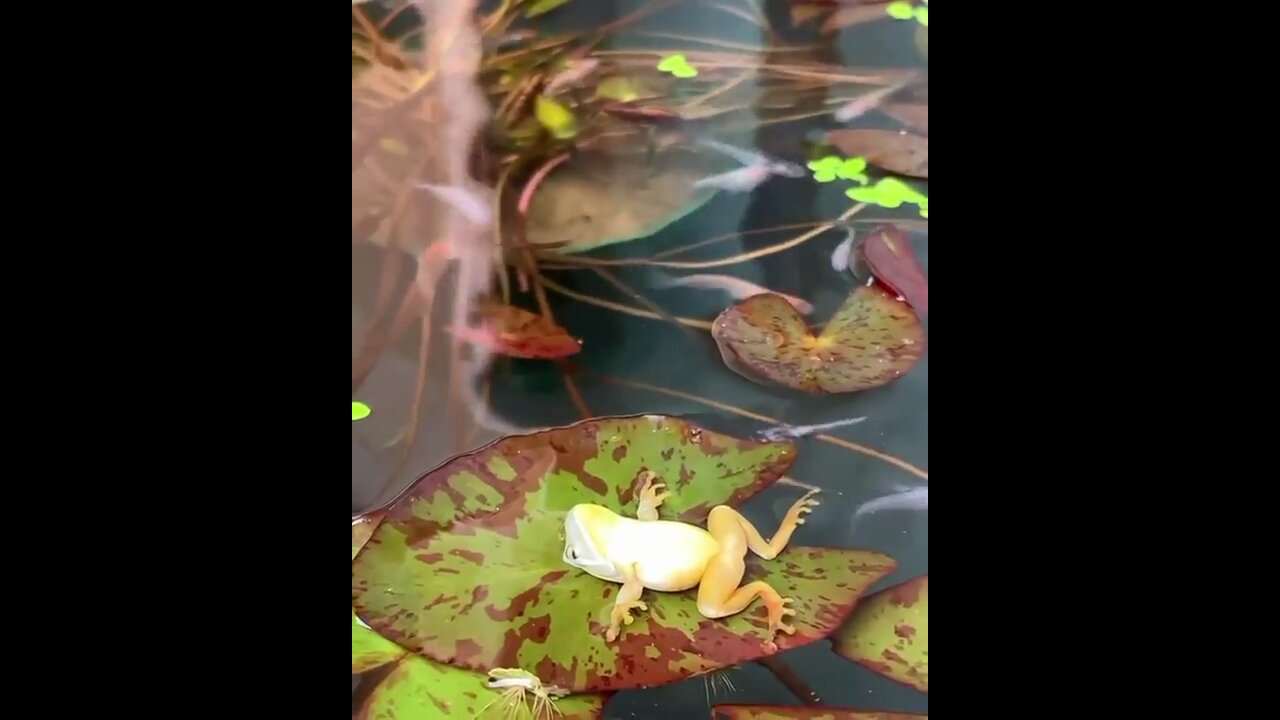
[352,515,606,718]
[524,150,720,254]
[711,287,926,394]
[714,707,927,720]
[832,575,928,692]
[351,415,897,692]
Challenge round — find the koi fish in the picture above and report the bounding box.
[756,416,867,442]
[697,137,806,178]
[692,164,774,192]
[543,57,600,95]
[413,182,493,226]
[655,272,814,314]
[833,74,920,124]
[853,487,928,517]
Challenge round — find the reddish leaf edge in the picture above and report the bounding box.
[711,704,927,719]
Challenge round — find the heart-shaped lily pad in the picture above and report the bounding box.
[452,304,583,359]
[826,129,928,179]
[711,287,926,394]
[657,54,698,78]
[833,575,928,692]
[808,156,869,184]
[714,707,927,720]
[524,149,720,254]
[351,415,897,692]
[352,517,607,718]
[860,225,928,316]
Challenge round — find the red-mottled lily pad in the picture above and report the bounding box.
[861,225,927,316]
[833,575,928,692]
[352,516,606,717]
[826,130,928,179]
[453,304,583,359]
[714,706,926,720]
[711,287,925,394]
[351,414,897,692]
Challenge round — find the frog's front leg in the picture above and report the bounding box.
[695,489,821,648]
[605,560,648,642]
[634,470,670,521]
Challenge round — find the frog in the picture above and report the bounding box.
[561,469,821,647]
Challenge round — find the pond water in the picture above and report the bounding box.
[353,0,927,717]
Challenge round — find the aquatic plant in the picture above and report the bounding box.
[713,707,927,720]
[711,287,925,394]
[832,575,929,692]
[351,415,897,692]
[857,225,928,316]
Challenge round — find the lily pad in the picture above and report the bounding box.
[833,575,928,692]
[711,287,926,394]
[353,401,373,421]
[860,225,928,316]
[352,515,606,717]
[351,415,897,692]
[714,707,927,720]
[524,150,720,254]
[826,130,928,179]
[881,103,928,135]
[453,304,583,359]
[536,95,579,140]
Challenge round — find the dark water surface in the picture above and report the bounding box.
[353,0,927,716]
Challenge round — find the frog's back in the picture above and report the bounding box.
[611,517,719,592]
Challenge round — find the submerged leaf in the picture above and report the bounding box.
[711,287,926,394]
[595,76,644,102]
[860,225,928,316]
[535,95,579,140]
[453,304,583,359]
[525,0,570,18]
[353,401,372,421]
[833,575,928,692]
[826,130,928,179]
[525,150,720,253]
[714,707,927,720]
[351,415,897,692]
[881,103,928,135]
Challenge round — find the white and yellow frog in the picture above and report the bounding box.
[561,470,821,647]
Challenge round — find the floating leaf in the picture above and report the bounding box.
[353,610,407,674]
[914,6,928,25]
[525,149,720,253]
[351,415,897,692]
[833,575,928,692]
[535,95,579,140]
[657,54,698,78]
[860,225,928,316]
[711,287,926,394]
[595,76,643,102]
[714,706,927,720]
[353,401,372,421]
[881,103,928,135]
[524,0,570,18]
[886,1,915,19]
[353,513,384,560]
[846,178,928,213]
[808,156,868,184]
[827,129,928,179]
[452,304,583,359]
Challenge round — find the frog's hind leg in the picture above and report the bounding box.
[696,490,821,647]
[635,470,671,521]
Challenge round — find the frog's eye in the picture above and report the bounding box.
[569,548,578,560]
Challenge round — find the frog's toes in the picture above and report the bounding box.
[776,621,797,636]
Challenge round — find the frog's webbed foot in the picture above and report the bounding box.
[783,489,822,528]
[635,470,671,521]
[767,596,797,639]
[606,600,648,641]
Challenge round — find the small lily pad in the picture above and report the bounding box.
[827,129,928,179]
[714,707,927,720]
[886,1,915,20]
[808,156,869,184]
[711,287,926,394]
[833,575,928,692]
[452,304,583,359]
[657,54,698,78]
[535,95,579,140]
[860,225,928,316]
[353,401,372,421]
[846,178,928,214]
[914,6,928,25]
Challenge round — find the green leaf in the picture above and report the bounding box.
[833,575,928,692]
[914,6,928,25]
[595,76,643,102]
[886,1,915,20]
[351,416,897,692]
[711,287,926,394]
[524,0,570,18]
[353,401,372,421]
[353,610,407,674]
[827,129,928,179]
[535,95,579,140]
[808,156,843,183]
[357,654,606,719]
[657,54,698,78]
[713,706,927,719]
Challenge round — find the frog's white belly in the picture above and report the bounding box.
[608,517,720,592]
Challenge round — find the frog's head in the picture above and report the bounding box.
[562,503,621,580]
